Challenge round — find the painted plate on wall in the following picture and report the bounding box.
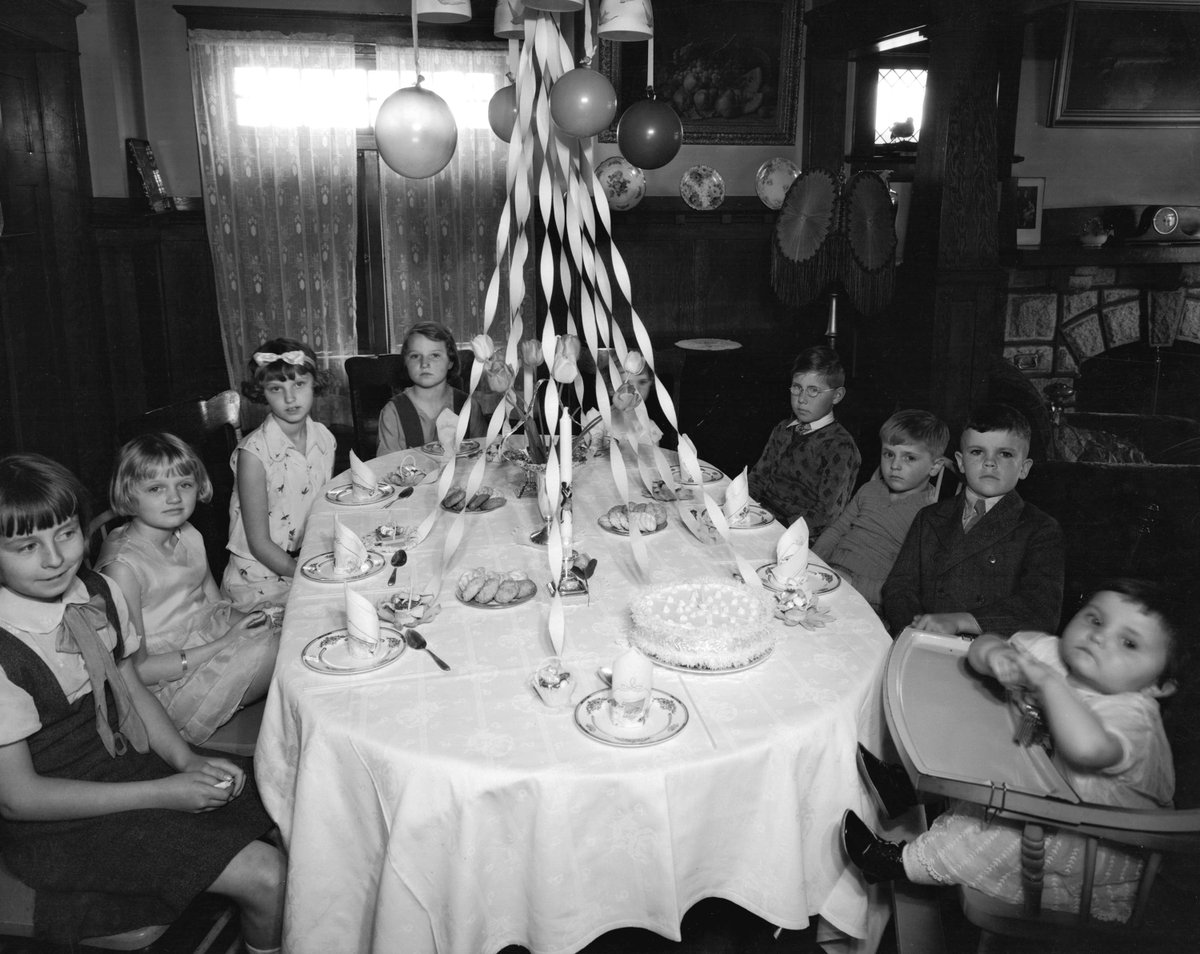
[755,157,800,210]
[680,165,725,211]
[595,157,646,211]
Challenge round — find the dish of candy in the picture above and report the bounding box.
[362,524,420,551]
[384,453,438,487]
[377,592,438,626]
[441,486,506,513]
[456,568,538,607]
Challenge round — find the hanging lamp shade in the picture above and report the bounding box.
[494,0,525,38]
[413,0,472,23]
[598,0,654,42]
[488,82,519,141]
[549,68,617,138]
[616,96,682,170]
[375,85,459,178]
[522,0,583,11]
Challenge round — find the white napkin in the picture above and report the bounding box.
[612,645,653,706]
[775,517,810,583]
[349,450,377,496]
[435,407,459,451]
[333,518,369,575]
[344,584,380,650]
[722,467,750,521]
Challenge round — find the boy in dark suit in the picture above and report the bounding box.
[881,404,1064,638]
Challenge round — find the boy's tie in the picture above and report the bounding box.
[962,497,987,533]
[788,421,812,434]
[55,595,150,757]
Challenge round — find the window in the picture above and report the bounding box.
[873,65,925,146]
[850,49,928,168]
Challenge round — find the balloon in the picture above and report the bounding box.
[549,68,617,139]
[488,84,519,142]
[616,98,683,170]
[374,86,458,179]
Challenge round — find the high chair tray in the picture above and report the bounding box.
[884,628,1080,812]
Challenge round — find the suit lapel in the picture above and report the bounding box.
[936,492,1025,573]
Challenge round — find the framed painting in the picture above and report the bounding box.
[597,0,803,145]
[126,138,173,213]
[1050,1,1200,126]
[1016,177,1045,247]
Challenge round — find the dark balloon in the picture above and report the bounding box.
[616,99,683,170]
[549,68,618,139]
[488,84,519,142]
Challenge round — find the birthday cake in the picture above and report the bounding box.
[629,579,775,671]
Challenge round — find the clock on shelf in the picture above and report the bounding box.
[1127,205,1200,243]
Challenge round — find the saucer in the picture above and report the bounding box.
[325,482,396,506]
[680,165,725,211]
[300,550,387,583]
[441,495,506,514]
[574,688,689,747]
[301,626,405,675]
[755,157,800,210]
[595,156,646,212]
[671,461,724,485]
[456,588,536,610]
[422,439,482,460]
[756,563,841,595]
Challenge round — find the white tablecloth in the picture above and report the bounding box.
[255,448,894,954]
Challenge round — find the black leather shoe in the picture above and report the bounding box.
[856,743,917,819]
[841,809,906,884]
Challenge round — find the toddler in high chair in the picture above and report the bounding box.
[376,321,486,454]
[844,578,1190,922]
[96,433,280,745]
[0,453,284,952]
[813,409,948,613]
[220,337,336,611]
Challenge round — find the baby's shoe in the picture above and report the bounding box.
[856,743,918,819]
[841,810,906,884]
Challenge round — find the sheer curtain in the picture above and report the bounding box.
[376,42,512,351]
[189,31,358,426]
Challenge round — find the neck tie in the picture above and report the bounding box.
[963,497,987,533]
[55,594,150,757]
[788,421,812,435]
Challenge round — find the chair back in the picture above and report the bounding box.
[85,509,126,569]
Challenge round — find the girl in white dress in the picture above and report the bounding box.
[97,433,278,744]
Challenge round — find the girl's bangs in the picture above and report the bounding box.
[0,482,82,538]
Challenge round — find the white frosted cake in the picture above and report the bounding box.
[630,579,775,671]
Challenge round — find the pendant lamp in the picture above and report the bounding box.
[523,0,583,11]
[549,67,617,139]
[413,0,472,23]
[494,0,525,38]
[597,0,654,42]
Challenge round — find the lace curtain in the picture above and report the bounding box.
[189,31,358,426]
[375,42,513,352]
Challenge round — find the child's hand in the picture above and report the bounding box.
[1009,649,1058,694]
[986,646,1027,688]
[182,754,246,798]
[160,769,239,812]
[913,612,980,636]
[230,610,272,639]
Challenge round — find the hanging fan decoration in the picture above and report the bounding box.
[771,169,897,316]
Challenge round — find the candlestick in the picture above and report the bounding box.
[560,484,574,554]
[523,366,534,410]
[559,406,572,487]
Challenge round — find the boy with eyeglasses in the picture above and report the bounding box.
[747,346,861,534]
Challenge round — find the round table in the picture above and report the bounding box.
[254,446,893,954]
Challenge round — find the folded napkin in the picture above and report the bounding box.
[344,584,380,654]
[333,518,369,575]
[722,467,750,521]
[775,517,809,584]
[349,449,377,497]
[612,645,653,705]
[435,407,459,452]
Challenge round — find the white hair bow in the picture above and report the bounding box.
[253,350,311,368]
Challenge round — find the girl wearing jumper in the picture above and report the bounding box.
[97,433,279,745]
[0,454,284,952]
[376,321,486,454]
[844,579,1189,921]
[220,338,336,611]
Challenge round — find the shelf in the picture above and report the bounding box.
[1003,243,1200,269]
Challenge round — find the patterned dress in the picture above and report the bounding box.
[97,523,277,744]
[220,414,336,610]
[904,631,1174,921]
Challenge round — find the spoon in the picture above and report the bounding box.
[384,486,415,508]
[404,628,450,672]
[596,666,613,689]
[387,549,408,586]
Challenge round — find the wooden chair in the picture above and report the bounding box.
[84,508,126,569]
[117,389,242,580]
[205,697,267,758]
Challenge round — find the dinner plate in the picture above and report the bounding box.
[671,461,724,485]
[756,563,841,595]
[362,525,419,551]
[725,504,775,530]
[422,439,482,460]
[574,688,689,747]
[441,495,506,514]
[679,165,725,211]
[755,157,800,211]
[456,588,536,610]
[300,550,387,583]
[597,508,668,536]
[642,482,695,502]
[636,643,774,675]
[301,626,406,675]
[325,481,396,506]
[595,156,646,212]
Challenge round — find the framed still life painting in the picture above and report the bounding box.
[598,0,803,145]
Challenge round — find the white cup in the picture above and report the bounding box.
[530,656,575,707]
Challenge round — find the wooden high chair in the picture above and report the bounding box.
[882,628,1200,953]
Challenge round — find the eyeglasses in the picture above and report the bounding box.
[789,384,837,399]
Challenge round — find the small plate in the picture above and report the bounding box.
[301,626,406,675]
[300,550,387,583]
[671,461,724,485]
[325,482,396,506]
[441,495,506,514]
[598,507,668,537]
[596,156,646,212]
[574,689,689,747]
[680,165,725,212]
[755,157,800,211]
[637,644,774,675]
[456,588,536,610]
[362,525,419,551]
[726,504,775,530]
[422,439,482,460]
[756,563,841,595]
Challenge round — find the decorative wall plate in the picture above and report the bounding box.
[680,165,725,211]
[595,156,646,211]
[755,157,800,210]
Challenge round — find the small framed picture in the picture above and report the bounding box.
[1015,177,1045,247]
[126,138,173,213]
